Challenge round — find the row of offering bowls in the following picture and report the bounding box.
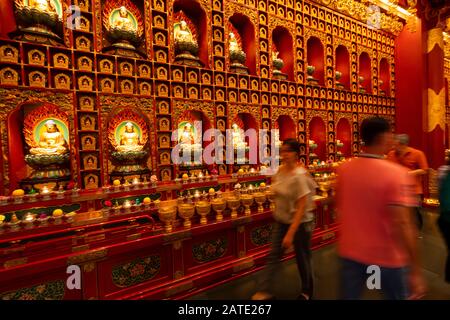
[158,189,276,233]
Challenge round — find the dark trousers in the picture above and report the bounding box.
[438,216,450,283]
[261,221,314,297]
[415,195,424,231]
[339,257,409,300]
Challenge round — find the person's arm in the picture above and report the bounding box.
[409,151,428,177]
[389,205,426,299]
[282,195,307,249]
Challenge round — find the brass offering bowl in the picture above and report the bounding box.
[265,189,276,211]
[195,201,211,225]
[253,192,267,213]
[178,203,195,228]
[240,194,254,216]
[211,198,226,222]
[226,197,241,219]
[158,206,177,233]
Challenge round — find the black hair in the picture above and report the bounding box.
[282,138,300,155]
[360,117,390,147]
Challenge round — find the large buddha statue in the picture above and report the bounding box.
[232,123,247,149]
[116,122,143,152]
[229,32,240,53]
[175,20,196,45]
[29,0,56,13]
[112,6,136,32]
[179,123,202,151]
[30,120,68,155]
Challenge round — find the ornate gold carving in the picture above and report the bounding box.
[83,262,96,272]
[67,249,108,265]
[428,88,446,132]
[53,53,69,68]
[427,28,444,54]
[28,49,45,66]
[54,74,71,90]
[172,100,215,128]
[29,71,46,88]
[229,104,261,126]
[0,45,19,63]
[271,107,297,128]
[4,257,28,269]
[0,67,19,86]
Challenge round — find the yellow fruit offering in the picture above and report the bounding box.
[12,189,25,197]
[52,209,63,217]
[182,173,189,180]
[113,179,121,186]
[208,188,215,194]
[143,197,151,204]
[0,215,5,222]
[260,182,266,188]
[238,169,244,174]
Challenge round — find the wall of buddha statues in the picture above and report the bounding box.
[0,0,398,195]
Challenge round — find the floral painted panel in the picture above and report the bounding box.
[112,255,161,288]
[1,280,65,300]
[251,224,273,246]
[192,237,228,263]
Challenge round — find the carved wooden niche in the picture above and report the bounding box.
[215,60,224,71]
[262,107,269,118]
[77,16,90,32]
[188,86,198,99]
[78,56,93,71]
[202,87,211,100]
[229,90,237,102]
[0,67,19,86]
[119,62,133,76]
[155,50,167,63]
[160,151,171,165]
[79,96,94,111]
[54,74,71,90]
[251,93,259,104]
[78,75,93,91]
[80,114,96,131]
[188,71,198,83]
[138,64,150,78]
[217,104,225,116]
[100,78,114,93]
[240,92,248,103]
[240,78,248,89]
[214,29,223,42]
[76,36,91,51]
[120,79,134,94]
[139,82,151,95]
[202,73,211,85]
[153,14,165,28]
[216,89,225,101]
[217,119,226,131]
[262,94,269,104]
[53,53,69,68]
[28,49,45,66]
[160,168,172,182]
[228,76,237,88]
[159,117,170,131]
[84,174,99,189]
[0,45,19,63]
[158,101,169,114]
[215,74,224,86]
[157,83,169,97]
[99,59,113,73]
[29,71,46,88]
[172,68,182,81]
[81,134,96,150]
[159,134,170,148]
[173,85,184,98]
[83,154,98,170]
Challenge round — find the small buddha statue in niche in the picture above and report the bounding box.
[30,120,68,155]
[112,6,136,32]
[29,0,57,13]
[232,123,247,149]
[179,123,202,151]
[116,122,144,152]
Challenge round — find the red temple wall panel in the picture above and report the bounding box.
[395,21,427,151]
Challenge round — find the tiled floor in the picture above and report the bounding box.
[190,210,450,300]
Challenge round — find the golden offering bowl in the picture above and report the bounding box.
[211,198,227,222]
[319,182,331,198]
[253,192,266,213]
[195,201,211,225]
[227,197,241,219]
[178,203,195,228]
[265,189,276,211]
[158,206,177,233]
[240,194,254,216]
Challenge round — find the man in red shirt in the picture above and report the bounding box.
[336,117,426,299]
[386,134,429,232]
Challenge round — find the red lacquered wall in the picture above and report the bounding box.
[0,0,15,38]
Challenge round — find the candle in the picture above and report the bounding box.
[123,200,132,208]
[41,186,50,194]
[132,178,140,185]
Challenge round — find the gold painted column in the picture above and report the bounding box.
[426,27,446,169]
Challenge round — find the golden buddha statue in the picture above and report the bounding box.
[229,32,240,53]
[179,123,201,151]
[117,122,143,152]
[232,123,247,149]
[112,6,136,32]
[29,0,56,13]
[174,20,196,44]
[30,120,68,155]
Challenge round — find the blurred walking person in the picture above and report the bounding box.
[387,134,429,234]
[438,151,450,283]
[252,139,316,300]
[336,117,426,300]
